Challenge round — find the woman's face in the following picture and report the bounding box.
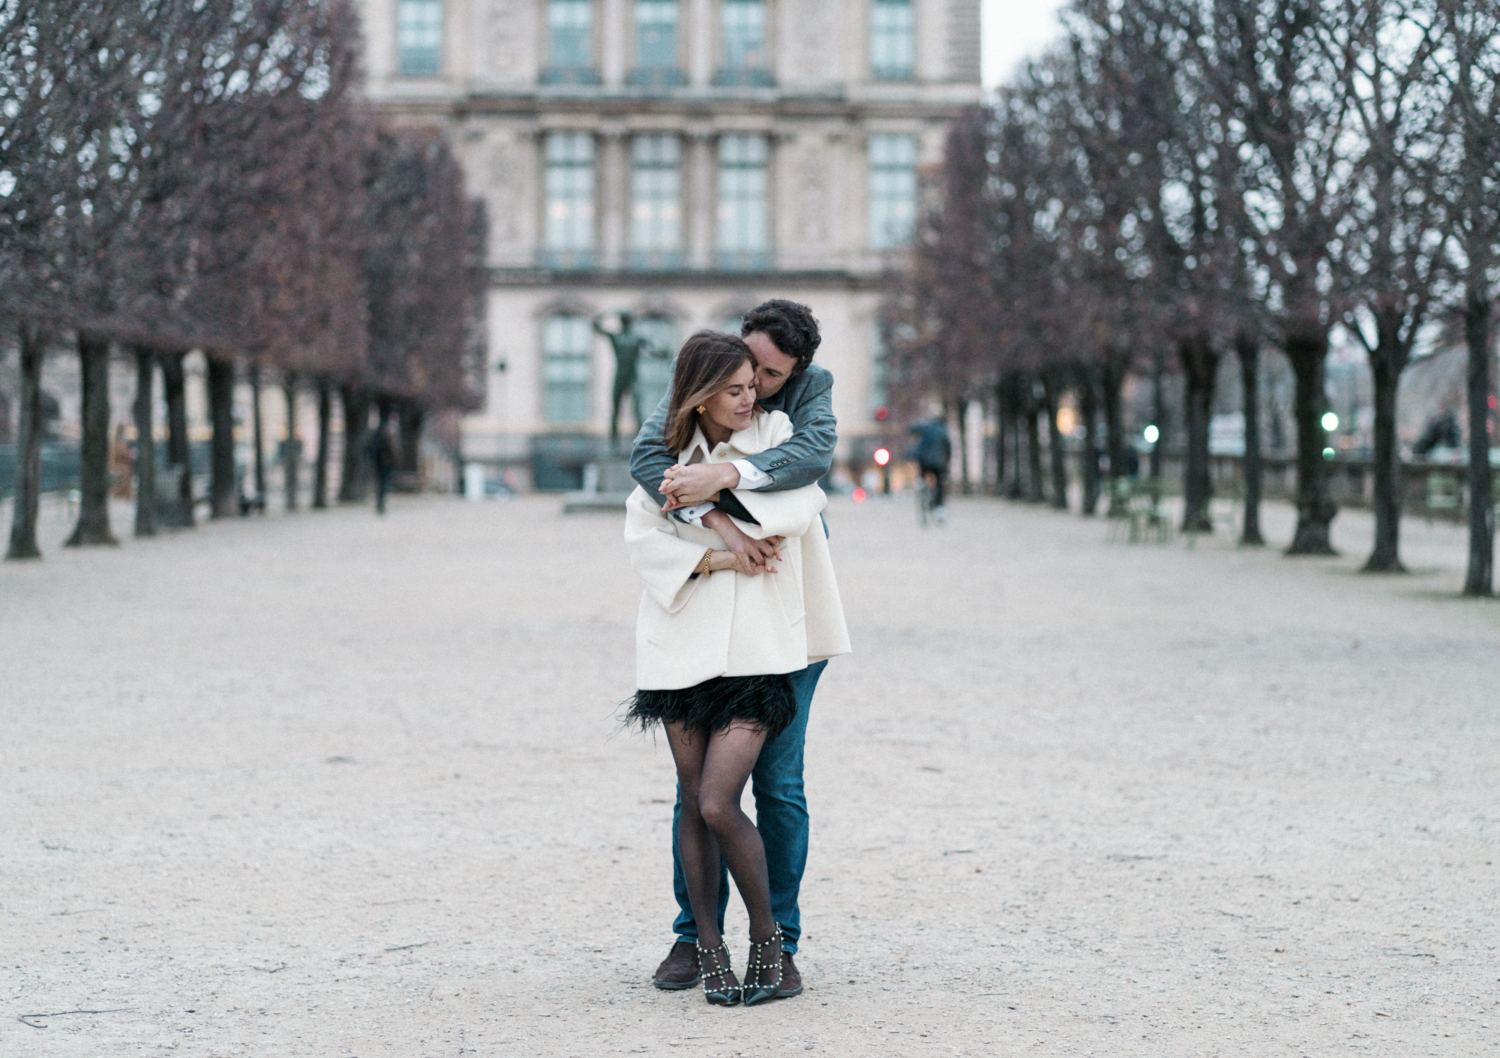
[701,360,756,436]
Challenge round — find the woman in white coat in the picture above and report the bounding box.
[624,331,850,1007]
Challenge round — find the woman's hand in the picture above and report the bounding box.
[706,549,743,574]
[702,510,783,575]
[707,546,783,576]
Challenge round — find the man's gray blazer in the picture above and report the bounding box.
[629,364,838,516]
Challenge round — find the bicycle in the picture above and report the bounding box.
[914,470,945,526]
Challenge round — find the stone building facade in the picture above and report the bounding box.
[356,0,981,488]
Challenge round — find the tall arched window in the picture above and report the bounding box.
[630,135,682,269]
[870,0,914,81]
[543,0,599,84]
[717,0,771,86]
[397,0,442,76]
[634,315,679,418]
[542,315,593,423]
[868,133,917,250]
[630,1,686,86]
[543,132,595,268]
[717,134,769,270]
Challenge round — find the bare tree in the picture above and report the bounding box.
[4,324,46,559]
[131,346,158,537]
[1190,0,1361,555]
[1326,0,1447,573]
[1431,0,1500,596]
[357,125,486,496]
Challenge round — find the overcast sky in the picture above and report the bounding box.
[982,0,1069,88]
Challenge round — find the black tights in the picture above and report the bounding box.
[665,720,775,951]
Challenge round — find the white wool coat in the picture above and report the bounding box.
[624,410,852,690]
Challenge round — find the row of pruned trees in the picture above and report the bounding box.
[1,0,486,560]
[886,0,1500,596]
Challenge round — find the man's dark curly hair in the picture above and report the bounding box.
[740,299,821,375]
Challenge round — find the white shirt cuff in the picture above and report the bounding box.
[676,502,716,527]
[731,459,771,490]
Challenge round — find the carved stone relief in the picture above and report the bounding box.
[780,0,839,85]
[485,132,531,251]
[485,0,533,82]
[791,142,832,246]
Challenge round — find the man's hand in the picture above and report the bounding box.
[658,462,740,508]
[702,510,783,576]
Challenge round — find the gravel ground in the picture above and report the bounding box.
[2,491,1497,1057]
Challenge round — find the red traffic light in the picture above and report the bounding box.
[875,405,889,421]
[873,447,891,467]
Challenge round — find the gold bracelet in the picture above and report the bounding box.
[701,550,714,579]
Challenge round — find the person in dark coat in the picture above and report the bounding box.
[367,420,398,515]
[907,417,952,517]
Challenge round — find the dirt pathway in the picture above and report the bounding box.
[2,494,1496,1056]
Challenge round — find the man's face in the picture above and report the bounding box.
[745,331,799,400]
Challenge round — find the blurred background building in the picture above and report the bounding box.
[356,0,982,489]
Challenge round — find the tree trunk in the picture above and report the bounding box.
[339,384,370,502]
[1012,406,1025,498]
[398,401,423,478]
[1005,376,1024,499]
[1149,350,1166,481]
[1024,380,1044,504]
[206,354,237,518]
[993,379,1009,497]
[282,373,299,512]
[6,323,45,560]
[1179,333,1218,533]
[1462,292,1494,596]
[953,399,970,495]
[1103,359,1127,516]
[1042,372,1067,510]
[249,365,266,508]
[1363,319,1407,572]
[66,332,117,547]
[160,350,193,527]
[313,378,332,509]
[1236,332,1265,546]
[133,347,157,537]
[1284,328,1338,555]
[1079,366,1101,515]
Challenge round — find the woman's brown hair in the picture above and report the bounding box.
[663,331,755,453]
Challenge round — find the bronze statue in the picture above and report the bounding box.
[594,311,669,449]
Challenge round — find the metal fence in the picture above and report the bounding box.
[0,443,82,498]
[0,441,214,499]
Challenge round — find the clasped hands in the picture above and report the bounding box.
[657,462,740,510]
[660,463,782,576]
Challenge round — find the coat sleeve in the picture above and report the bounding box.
[623,487,712,612]
[629,383,676,509]
[737,369,836,490]
[728,483,827,540]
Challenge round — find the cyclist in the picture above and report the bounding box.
[907,415,952,525]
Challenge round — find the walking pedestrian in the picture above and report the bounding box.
[367,420,397,515]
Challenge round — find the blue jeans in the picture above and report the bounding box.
[670,661,826,954]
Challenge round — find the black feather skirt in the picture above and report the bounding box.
[626,673,797,741]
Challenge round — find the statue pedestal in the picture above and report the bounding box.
[563,454,635,513]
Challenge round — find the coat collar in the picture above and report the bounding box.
[680,410,775,464]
